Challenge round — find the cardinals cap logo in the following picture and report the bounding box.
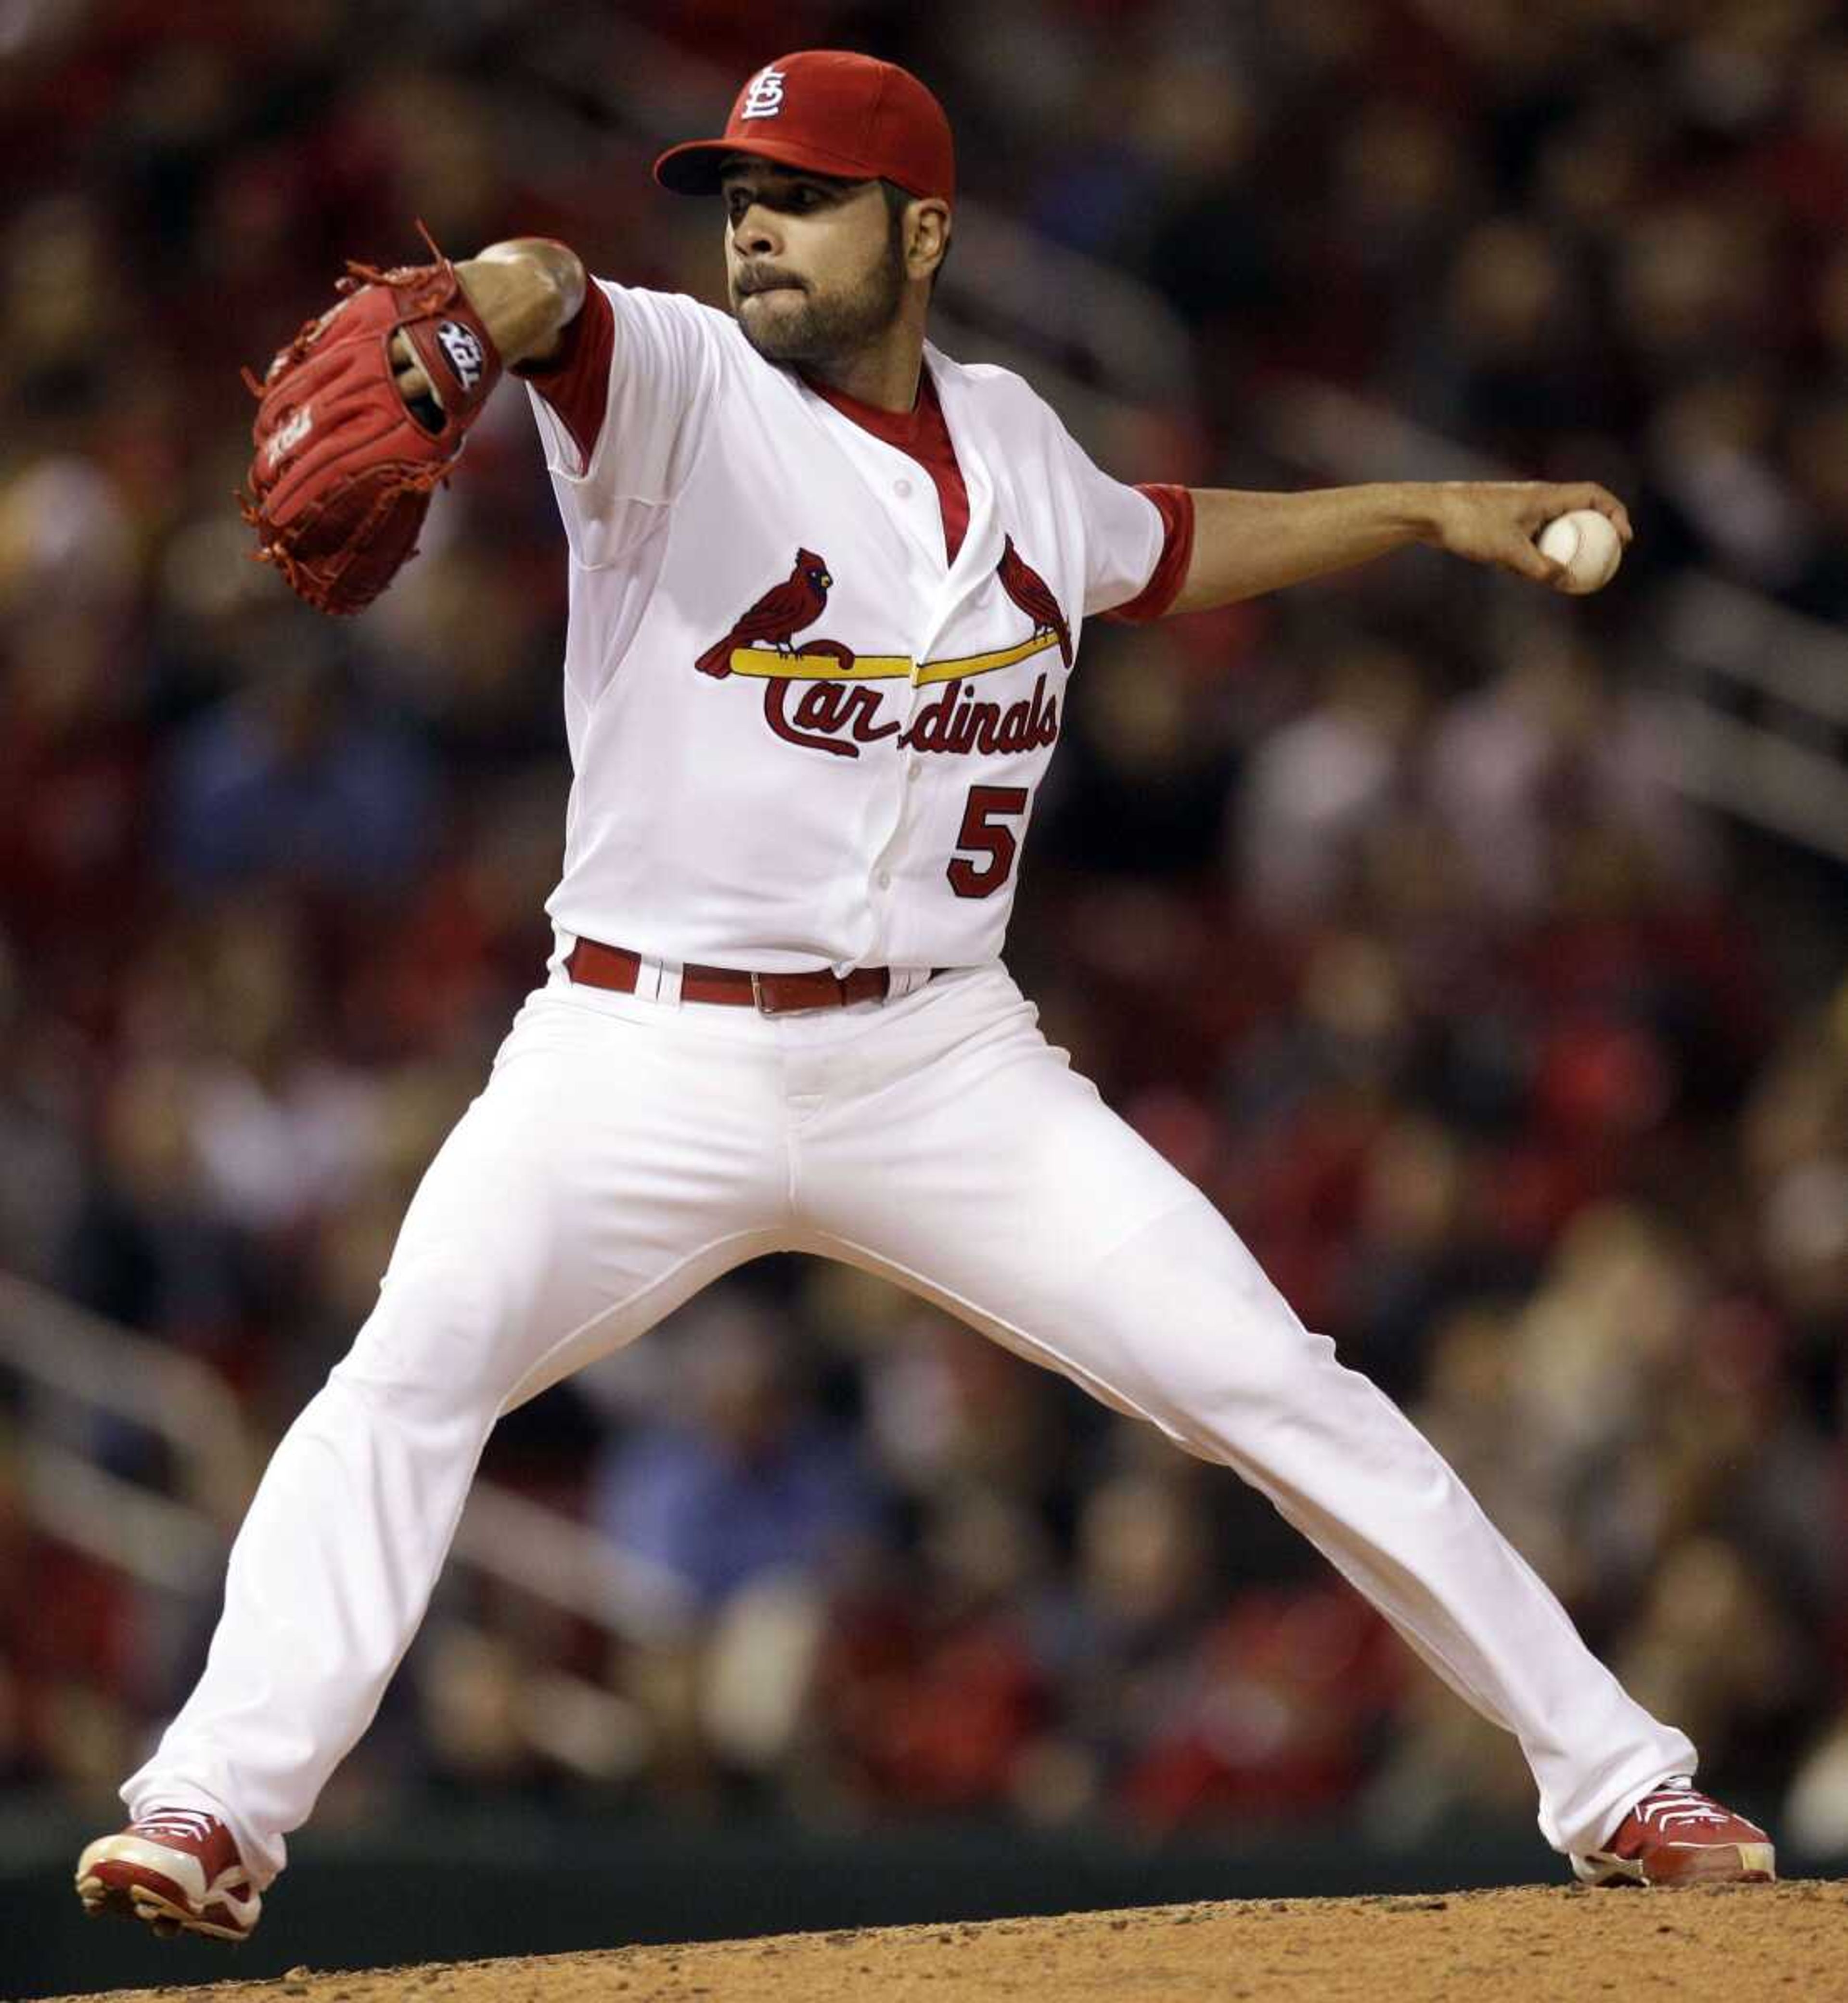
[740,67,788,119]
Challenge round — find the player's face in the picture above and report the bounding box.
[722,165,907,369]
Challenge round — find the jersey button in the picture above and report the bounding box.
[876,870,893,889]
[894,478,913,498]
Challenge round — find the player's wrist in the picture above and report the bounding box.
[456,242,584,368]
[1391,482,1457,549]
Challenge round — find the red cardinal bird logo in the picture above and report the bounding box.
[995,535,1071,669]
[696,548,834,678]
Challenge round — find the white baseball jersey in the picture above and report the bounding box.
[523,280,1186,974]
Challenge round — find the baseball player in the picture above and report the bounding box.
[77,51,1774,1946]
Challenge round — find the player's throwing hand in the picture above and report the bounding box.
[1421,478,1633,588]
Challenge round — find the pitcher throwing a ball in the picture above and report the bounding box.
[78,51,1772,1946]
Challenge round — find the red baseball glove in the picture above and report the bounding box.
[239,236,502,615]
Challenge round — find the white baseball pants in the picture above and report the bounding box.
[126,958,1693,1883]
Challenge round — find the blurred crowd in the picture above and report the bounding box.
[1,0,1844,1856]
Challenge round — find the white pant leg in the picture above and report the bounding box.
[124,988,792,1883]
[792,966,1693,1858]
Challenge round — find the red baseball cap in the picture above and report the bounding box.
[653,51,955,204]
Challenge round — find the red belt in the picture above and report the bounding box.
[567,936,893,1014]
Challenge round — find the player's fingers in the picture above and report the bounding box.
[1554,482,1633,543]
[390,332,433,405]
[1507,535,1567,587]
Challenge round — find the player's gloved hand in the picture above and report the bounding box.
[239,230,503,616]
[1422,480,1632,587]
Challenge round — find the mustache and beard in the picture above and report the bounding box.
[731,214,908,370]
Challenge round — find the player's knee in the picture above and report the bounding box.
[1113,1314,1341,1445]
[1075,1204,1339,1433]
[332,1261,528,1426]
[1220,1319,1344,1425]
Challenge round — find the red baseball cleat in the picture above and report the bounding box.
[1571,1776,1776,1887]
[75,1806,262,1942]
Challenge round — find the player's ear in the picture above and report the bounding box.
[908,200,951,285]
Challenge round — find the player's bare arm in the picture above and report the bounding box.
[389,238,587,406]
[1165,478,1635,614]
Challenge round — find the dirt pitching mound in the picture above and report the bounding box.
[38,1879,1844,2003]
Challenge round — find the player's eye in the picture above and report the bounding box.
[726,181,828,223]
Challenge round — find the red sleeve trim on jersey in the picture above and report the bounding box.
[1106,483,1196,624]
[513,281,615,470]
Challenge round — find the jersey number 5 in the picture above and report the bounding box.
[947,784,1030,899]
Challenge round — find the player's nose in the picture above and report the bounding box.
[732,206,783,258]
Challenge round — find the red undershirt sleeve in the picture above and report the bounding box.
[1106,483,1196,624]
[514,281,616,472]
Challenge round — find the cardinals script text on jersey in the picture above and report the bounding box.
[693,538,1069,763]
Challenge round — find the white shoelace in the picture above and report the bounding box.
[1633,1779,1732,1834]
[135,1808,221,1845]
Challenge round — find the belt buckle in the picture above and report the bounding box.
[751,970,838,1016]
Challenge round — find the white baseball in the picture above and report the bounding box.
[1537,509,1622,594]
